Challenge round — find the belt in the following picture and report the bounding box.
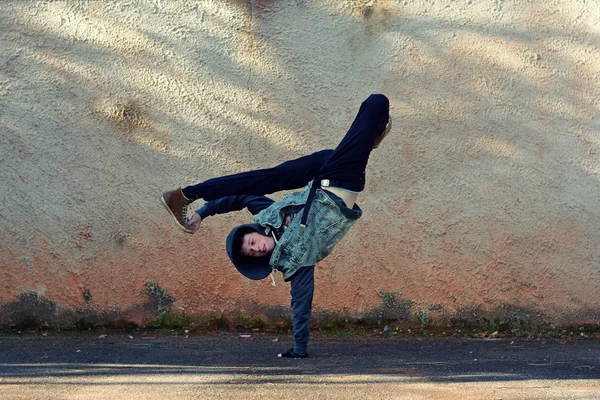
[300,178,364,227]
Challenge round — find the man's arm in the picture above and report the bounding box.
[197,195,274,218]
[193,195,315,357]
[188,195,274,232]
[284,266,314,357]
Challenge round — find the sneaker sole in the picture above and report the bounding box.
[160,194,194,234]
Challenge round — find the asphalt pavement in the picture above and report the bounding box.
[0,334,598,399]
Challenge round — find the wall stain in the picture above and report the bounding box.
[142,282,175,314]
[98,100,170,152]
[107,102,148,132]
[3,289,596,334]
[1,292,58,329]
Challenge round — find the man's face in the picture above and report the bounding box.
[241,232,275,257]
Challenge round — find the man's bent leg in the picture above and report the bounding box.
[316,94,390,187]
[162,150,332,232]
[298,94,389,226]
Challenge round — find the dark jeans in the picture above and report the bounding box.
[182,94,389,200]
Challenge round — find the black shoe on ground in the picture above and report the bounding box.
[278,348,308,358]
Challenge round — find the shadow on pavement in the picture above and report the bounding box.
[0,336,598,385]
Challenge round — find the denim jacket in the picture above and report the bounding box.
[252,183,362,281]
[196,193,321,355]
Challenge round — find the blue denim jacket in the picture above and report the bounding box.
[196,191,358,355]
[252,183,362,281]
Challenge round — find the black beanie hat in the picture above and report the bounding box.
[225,223,272,280]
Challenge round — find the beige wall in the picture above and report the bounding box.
[1,0,599,327]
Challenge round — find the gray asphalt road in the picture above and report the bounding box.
[0,334,598,399]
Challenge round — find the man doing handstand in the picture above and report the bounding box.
[161,94,391,358]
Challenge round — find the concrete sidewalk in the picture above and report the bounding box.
[0,334,598,399]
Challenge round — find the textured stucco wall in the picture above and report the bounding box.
[1,0,599,327]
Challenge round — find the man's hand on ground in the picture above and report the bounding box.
[187,213,202,233]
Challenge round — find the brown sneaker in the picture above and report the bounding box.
[160,188,194,234]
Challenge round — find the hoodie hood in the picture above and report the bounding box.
[226,223,272,280]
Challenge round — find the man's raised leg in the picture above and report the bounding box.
[161,149,333,233]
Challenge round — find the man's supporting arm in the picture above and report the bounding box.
[289,266,315,355]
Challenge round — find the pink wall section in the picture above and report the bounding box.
[1,1,599,327]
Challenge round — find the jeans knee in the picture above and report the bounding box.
[365,93,389,109]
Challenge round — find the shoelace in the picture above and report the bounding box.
[180,190,192,226]
[181,204,188,223]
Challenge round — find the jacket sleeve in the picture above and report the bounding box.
[289,266,315,355]
[195,195,274,219]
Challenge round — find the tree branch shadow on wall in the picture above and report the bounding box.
[1,0,598,343]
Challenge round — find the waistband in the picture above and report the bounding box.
[320,179,365,193]
[300,178,364,227]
